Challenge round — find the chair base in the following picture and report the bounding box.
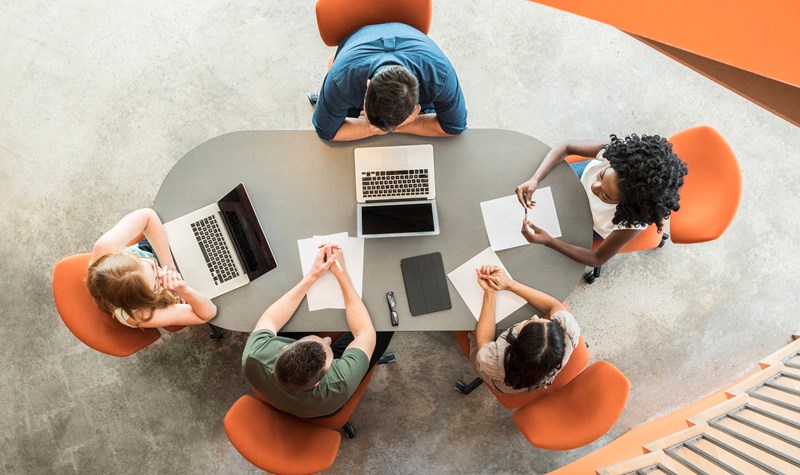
[455,377,483,395]
[377,351,396,365]
[584,266,602,284]
[343,421,356,439]
[658,233,669,248]
[209,323,224,341]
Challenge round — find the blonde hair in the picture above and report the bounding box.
[86,253,176,325]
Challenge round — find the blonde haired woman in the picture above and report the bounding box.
[87,208,217,328]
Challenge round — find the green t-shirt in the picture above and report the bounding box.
[241,329,369,418]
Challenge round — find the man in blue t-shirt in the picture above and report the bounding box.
[242,244,393,418]
[312,22,467,142]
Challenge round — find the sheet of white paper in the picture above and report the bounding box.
[447,247,527,323]
[480,188,562,251]
[298,233,364,311]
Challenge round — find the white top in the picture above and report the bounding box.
[580,156,646,239]
[113,308,139,328]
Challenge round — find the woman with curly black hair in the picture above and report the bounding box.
[515,134,688,267]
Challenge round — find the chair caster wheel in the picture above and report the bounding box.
[658,233,669,248]
[343,422,357,439]
[583,271,596,284]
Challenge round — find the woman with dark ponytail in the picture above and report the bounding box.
[469,266,580,394]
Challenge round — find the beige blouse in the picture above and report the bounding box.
[469,311,580,395]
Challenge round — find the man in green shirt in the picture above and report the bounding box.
[242,244,392,418]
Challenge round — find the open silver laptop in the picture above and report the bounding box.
[354,144,439,238]
[163,184,277,298]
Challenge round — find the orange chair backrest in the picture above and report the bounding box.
[52,253,160,357]
[224,395,341,474]
[512,361,630,450]
[315,0,433,46]
[668,125,742,244]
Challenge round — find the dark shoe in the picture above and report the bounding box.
[307,91,318,107]
[377,351,396,365]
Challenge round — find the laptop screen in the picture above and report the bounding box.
[360,202,437,235]
[218,184,277,280]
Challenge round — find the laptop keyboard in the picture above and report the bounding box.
[191,215,241,285]
[361,169,429,198]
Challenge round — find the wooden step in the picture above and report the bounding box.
[759,334,800,369]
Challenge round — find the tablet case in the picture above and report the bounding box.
[400,252,452,316]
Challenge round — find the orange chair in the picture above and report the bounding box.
[224,395,341,475]
[453,331,589,409]
[565,155,667,284]
[315,0,432,47]
[667,125,742,244]
[52,253,161,357]
[512,361,630,450]
[229,366,377,472]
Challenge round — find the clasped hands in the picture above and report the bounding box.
[155,265,190,304]
[308,243,347,280]
[475,265,515,293]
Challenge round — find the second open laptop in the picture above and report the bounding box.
[163,183,277,298]
[354,144,440,238]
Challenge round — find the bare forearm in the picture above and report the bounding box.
[253,275,316,331]
[332,118,382,142]
[143,211,176,270]
[174,287,217,320]
[506,282,564,318]
[541,237,606,267]
[475,291,497,347]
[394,114,451,137]
[540,228,637,267]
[530,141,606,184]
[337,274,374,337]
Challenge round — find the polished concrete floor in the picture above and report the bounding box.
[2,1,798,474]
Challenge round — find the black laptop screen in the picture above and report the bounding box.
[217,184,277,280]
[361,203,436,235]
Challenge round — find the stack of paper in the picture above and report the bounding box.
[297,232,364,311]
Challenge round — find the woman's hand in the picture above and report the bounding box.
[476,265,499,292]
[486,267,515,291]
[522,218,552,245]
[515,178,539,209]
[160,268,190,296]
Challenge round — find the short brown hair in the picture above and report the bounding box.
[274,341,327,392]
[365,65,419,131]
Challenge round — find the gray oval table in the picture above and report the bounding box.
[154,129,592,332]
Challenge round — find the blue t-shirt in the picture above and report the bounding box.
[312,22,467,140]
